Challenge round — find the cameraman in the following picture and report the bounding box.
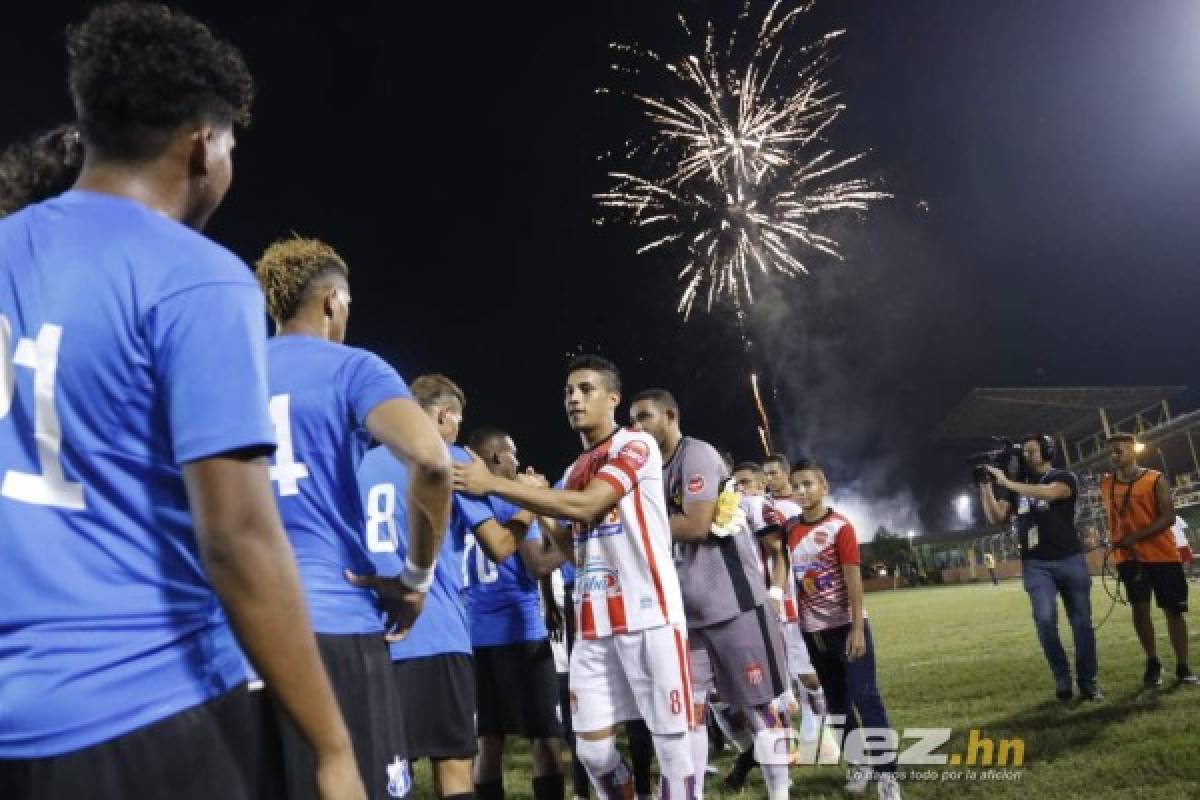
[979,435,1101,702]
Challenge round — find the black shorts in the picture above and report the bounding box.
[475,639,565,739]
[273,632,408,800]
[1118,561,1189,613]
[394,653,477,759]
[0,684,276,800]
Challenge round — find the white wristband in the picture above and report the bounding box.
[400,556,435,593]
[767,586,785,603]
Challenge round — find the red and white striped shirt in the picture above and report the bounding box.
[745,494,803,623]
[784,509,864,632]
[564,427,685,640]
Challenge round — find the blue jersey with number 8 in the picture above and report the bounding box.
[0,191,276,757]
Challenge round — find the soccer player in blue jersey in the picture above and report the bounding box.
[464,426,567,800]
[0,5,363,800]
[255,238,453,799]
[358,375,541,800]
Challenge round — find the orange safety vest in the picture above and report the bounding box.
[1101,469,1179,564]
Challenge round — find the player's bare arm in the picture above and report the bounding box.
[184,454,360,789]
[984,466,1071,502]
[978,479,1013,524]
[537,516,575,559]
[518,532,568,579]
[454,450,622,523]
[670,496,718,542]
[539,575,564,642]
[472,511,536,563]
[366,397,453,567]
[843,563,866,660]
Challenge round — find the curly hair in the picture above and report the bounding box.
[66,3,254,160]
[0,125,83,218]
[255,236,349,324]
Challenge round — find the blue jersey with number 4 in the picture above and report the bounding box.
[357,444,495,659]
[0,191,276,757]
[464,497,548,647]
[266,335,410,634]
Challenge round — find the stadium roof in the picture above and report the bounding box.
[935,386,1186,442]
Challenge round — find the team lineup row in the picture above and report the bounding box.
[0,5,900,800]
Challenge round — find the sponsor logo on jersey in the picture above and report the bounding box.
[579,561,620,593]
[687,474,706,494]
[579,508,625,541]
[797,566,836,596]
[618,439,650,469]
[744,661,764,686]
[387,756,412,798]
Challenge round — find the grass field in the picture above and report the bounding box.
[409,580,1200,798]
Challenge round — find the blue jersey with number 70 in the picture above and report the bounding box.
[0,191,277,757]
[265,334,411,634]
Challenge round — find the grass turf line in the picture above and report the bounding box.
[406,580,1200,798]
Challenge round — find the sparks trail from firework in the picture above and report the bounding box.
[595,0,890,319]
[751,372,775,456]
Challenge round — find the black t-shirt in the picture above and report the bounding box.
[1002,468,1082,561]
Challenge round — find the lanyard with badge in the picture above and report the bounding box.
[1020,471,1055,550]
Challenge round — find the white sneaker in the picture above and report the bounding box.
[844,766,871,794]
[877,772,903,800]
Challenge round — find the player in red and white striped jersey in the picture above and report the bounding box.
[453,355,694,800]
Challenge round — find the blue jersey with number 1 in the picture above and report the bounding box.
[266,335,411,634]
[357,444,495,659]
[0,191,276,757]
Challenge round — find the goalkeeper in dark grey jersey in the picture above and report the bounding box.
[630,389,793,800]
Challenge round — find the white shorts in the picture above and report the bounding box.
[785,621,816,678]
[569,623,693,735]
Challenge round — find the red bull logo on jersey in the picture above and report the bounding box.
[687,474,706,494]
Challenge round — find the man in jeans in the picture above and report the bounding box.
[980,434,1101,702]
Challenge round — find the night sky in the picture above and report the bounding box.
[4,1,1199,534]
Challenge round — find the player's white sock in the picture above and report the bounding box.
[652,731,696,800]
[688,726,708,798]
[747,702,792,800]
[575,736,633,799]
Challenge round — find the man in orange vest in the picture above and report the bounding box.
[1101,434,1196,687]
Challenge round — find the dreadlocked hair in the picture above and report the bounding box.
[255,236,349,324]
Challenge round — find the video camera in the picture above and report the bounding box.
[968,437,1024,484]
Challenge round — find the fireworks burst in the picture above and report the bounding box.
[596,0,889,318]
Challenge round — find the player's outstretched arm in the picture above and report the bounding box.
[184,454,365,800]
[454,450,619,523]
[518,530,569,579]
[472,512,533,563]
[366,397,453,568]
